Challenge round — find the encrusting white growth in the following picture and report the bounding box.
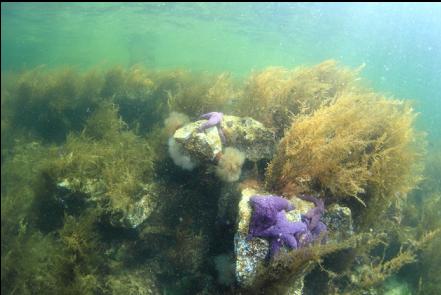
[216,147,245,182]
[168,137,197,170]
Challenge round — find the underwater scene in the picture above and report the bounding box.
[1,3,441,295]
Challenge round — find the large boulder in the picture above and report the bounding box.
[171,115,276,166]
[57,178,159,229]
[234,188,354,293]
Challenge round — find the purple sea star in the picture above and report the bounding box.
[198,112,226,144]
[248,195,294,237]
[257,211,307,257]
[248,194,328,259]
[298,194,325,231]
[297,194,328,246]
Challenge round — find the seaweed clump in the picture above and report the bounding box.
[0,140,107,294]
[237,60,360,137]
[243,235,362,295]
[398,148,441,294]
[1,67,104,142]
[266,91,425,217]
[259,76,427,293]
[165,71,240,118]
[46,102,158,226]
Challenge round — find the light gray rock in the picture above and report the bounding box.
[174,122,222,163]
[221,115,275,161]
[57,179,158,229]
[171,115,275,165]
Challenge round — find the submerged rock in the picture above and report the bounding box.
[57,179,159,229]
[234,188,306,295]
[173,122,222,163]
[322,204,354,243]
[235,188,307,293]
[234,187,354,293]
[235,188,269,287]
[222,115,276,161]
[105,268,160,295]
[109,183,159,228]
[171,115,275,166]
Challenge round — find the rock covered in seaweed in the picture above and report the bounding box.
[105,268,160,295]
[57,179,159,229]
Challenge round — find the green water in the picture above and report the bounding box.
[2,3,441,141]
[2,3,441,295]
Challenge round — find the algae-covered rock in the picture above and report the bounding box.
[109,183,159,228]
[45,103,160,229]
[323,204,354,243]
[57,179,159,228]
[105,268,160,295]
[216,182,241,227]
[172,115,275,166]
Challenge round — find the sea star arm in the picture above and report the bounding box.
[250,195,294,213]
[200,112,217,119]
[298,194,325,231]
[281,233,298,249]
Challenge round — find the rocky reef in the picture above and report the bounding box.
[2,62,437,295]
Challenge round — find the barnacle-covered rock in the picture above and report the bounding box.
[57,179,159,229]
[171,115,275,166]
[234,232,269,287]
[173,122,222,163]
[221,115,276,161]
[235,188,268,287]
[322,204,353,243]
[235,187,354,293]
[234,188,306,294]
